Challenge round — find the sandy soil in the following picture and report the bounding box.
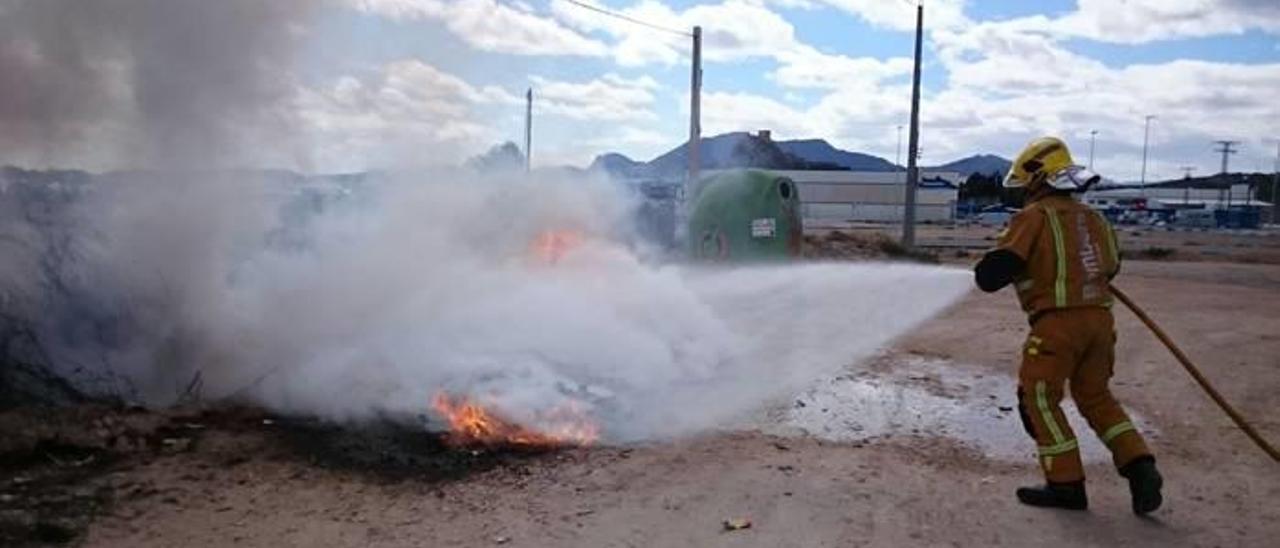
[3,258,1279,547]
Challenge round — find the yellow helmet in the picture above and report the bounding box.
[1004,136,1099,191]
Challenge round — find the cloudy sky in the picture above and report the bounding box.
[4,0,1279,180]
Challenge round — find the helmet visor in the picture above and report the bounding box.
[1047,165,1100,191]
[1002,169,1023,188]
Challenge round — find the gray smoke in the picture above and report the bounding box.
[0,0,317,169]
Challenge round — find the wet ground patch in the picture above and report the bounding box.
[763,354,1154,462]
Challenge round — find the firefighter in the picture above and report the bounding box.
[974,137,1164,514]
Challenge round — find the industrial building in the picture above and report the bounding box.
[767,170,963,223]
[1083,184,1272,228]
[1083,184,1263,210]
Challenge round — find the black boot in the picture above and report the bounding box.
[1015,481,1088,510]
[1119,455,1163,515]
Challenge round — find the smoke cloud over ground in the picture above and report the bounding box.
[0,0,971,441]
[1,171,969,440]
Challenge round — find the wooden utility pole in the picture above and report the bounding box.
[687,26,702,197]
[901,3,923,249]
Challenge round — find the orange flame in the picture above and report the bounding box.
[431,392,600,448]
[530,230,584,265]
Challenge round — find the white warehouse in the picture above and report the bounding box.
[769,170,963,223]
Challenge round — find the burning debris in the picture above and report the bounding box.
[530,229,585,265]
[431,393,599,449]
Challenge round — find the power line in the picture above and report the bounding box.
[561,0,691,37]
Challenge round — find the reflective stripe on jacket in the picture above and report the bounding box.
[997,195,1120,317]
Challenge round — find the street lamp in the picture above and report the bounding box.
[1140,115,1156,197]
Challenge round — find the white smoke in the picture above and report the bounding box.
[1,169,968,441]
[0,0,972,441]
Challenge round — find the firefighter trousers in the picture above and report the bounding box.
[1017,307,1151,483]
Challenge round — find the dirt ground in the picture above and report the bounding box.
[807,221,1280,265]
[3,254,1279,546]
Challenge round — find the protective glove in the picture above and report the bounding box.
[974,249,1025,292]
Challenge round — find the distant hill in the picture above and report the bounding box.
[592,132,832,179]
[588,135,1025,181]
[929,154,1011,176]
[646,132,808,177]
[775,139,897,172]
[591,132,888,180]
[588,153,645,178]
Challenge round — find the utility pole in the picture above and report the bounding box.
[1273,141,1279,225]
[1215,140,1239,174]
[1140,115,1155,197]
[1180,166,1196,206]
[1088,129,1098,171]
[687,25,702,198]
[524,88,533,173]
[901,2,923,249]
[896,124,903,171]
[1214,140,1239,208]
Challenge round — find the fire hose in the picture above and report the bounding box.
[1110,284,1280,463]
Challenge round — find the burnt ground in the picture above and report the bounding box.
[2,256,1279,547]
[0,406,568,546]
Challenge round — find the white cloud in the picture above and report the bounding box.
[297,60,520,170]
[551,0,911,92]
[540,125,673,166]
[933,23,1111,93]
[701,91,809,137]
[772,46,912,89]
[11,0,1277,178]
[698,83,914,159]
[765,0,818,9]
[294,60,673,170]
[920,13,1280,180]
[350,0,609,56]
[975,0,1280,45]
[549,0,688,66]
[699,43,1279,181]
[531,73,660,121]
[817,0,969,32]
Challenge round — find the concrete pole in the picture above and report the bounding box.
[524,88,532,173]
[687,26,702,198]
[896,124,903,171]
[1140,115,1154,197]
[1089,129,1098,171]
[901,3,923,249]
[1273,141,1279,224]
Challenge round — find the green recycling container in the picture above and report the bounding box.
[687,169,803,262]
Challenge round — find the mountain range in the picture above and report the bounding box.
[589,131,1012,180]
